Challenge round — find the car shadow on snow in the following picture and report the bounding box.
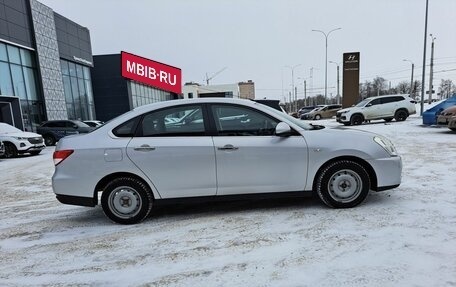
[149,194,321,219]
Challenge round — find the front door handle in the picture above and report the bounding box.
[133,144,155,151]
[217,144,239,151]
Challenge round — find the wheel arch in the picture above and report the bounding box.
[93,172,156,205]
[312,156,378,192]
[351,113,365,121]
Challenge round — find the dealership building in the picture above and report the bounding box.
[0,0,95,131]
[0,0,255,131]
[90,52,181,122]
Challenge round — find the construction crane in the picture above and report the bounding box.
[205,67,228,85]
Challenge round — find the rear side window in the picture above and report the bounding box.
[113,117,140,137]
[139,105,205,137]
[382,96,405,104]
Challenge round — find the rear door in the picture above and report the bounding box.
[210,104,308,195]
[126,104,217,198]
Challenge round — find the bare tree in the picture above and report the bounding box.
[438,79,456,99]
[395,81,410,94]
[372,77,387,96]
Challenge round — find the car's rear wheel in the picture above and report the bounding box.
[3,142,17,158]
[101,177,153,224]
[44,135,56,146]
[314,114,322,120]
[316,160,370,208]
[394,110,408,122]
[350,114,364,125]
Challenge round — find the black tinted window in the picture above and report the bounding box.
[113,117,140,137]
[369,99,381,106]
[140,105,205,137]
[212,105,279,136]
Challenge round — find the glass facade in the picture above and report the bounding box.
[0,42,44,131]
[128,81,174,109]
[60,59,95,120]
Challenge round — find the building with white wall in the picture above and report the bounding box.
[182,80,255,99]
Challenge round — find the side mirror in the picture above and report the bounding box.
[275,122,292,137]
[366,103,372,107]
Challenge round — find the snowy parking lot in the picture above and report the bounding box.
[1,115,455,286]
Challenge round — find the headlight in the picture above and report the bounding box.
[374,136,398,157]
[341,109,350,114]
[13,136,27,140]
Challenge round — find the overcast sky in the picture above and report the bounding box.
[40,0,456,100]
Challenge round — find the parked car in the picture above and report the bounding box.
[298,105,324,117]
[336,94,416,126]
[83,120,104,128]
[302,104,342,120]
[0,122,45,158]
[52,98,402,224]
[437,105,456,125]
[448,116,456,131]
[37,120,94,146]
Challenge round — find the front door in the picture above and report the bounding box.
[210,104,308,195]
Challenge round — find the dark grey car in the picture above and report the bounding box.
[37,120,94,146]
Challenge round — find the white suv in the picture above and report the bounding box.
[336,94,416,126]
[0,123,45,158]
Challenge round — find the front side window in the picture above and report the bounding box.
[368,99,381,106]
[140,105,205,137]
[212,105,279,136]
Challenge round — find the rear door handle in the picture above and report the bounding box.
[133,144,155,151]
[217,144,239,151]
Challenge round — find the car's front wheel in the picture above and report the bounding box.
[350,114,364,125]
[3,142,17,158]
[101,177,153,224]
[316,160,370,208]
[314,114,322,120]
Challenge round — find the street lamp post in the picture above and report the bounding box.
[312,28,341,104]
[329,61,340,104]
[420,0,429,116]
[284,64,301,112]
[428,34,436,103]
[403,59,415,98]
[298,77,308,106]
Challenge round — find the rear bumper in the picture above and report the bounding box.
[56,194,95,207]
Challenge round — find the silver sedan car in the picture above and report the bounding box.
[52,98,402,224]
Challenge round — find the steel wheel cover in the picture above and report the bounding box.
[108,186,142,219]
[327,169,363,203]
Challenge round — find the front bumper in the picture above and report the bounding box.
[336,114,348,123]
[366,156,402,191]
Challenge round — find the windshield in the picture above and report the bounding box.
[355,99,371,107]
[0,123,22,134]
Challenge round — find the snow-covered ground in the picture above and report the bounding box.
[1,113,456,286]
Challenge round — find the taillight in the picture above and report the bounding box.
[53,150,74,166]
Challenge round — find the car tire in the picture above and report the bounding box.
[3,142,17,158]
[30,151,41,156]
[315,114,322,120]
[101,177,153,224]
[350,114,364,125]
[394,110,408,122]
[44,135,56,146]
[316,160,370,208]
[384,118,393,122]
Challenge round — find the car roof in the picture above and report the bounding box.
[366,94,409,100]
